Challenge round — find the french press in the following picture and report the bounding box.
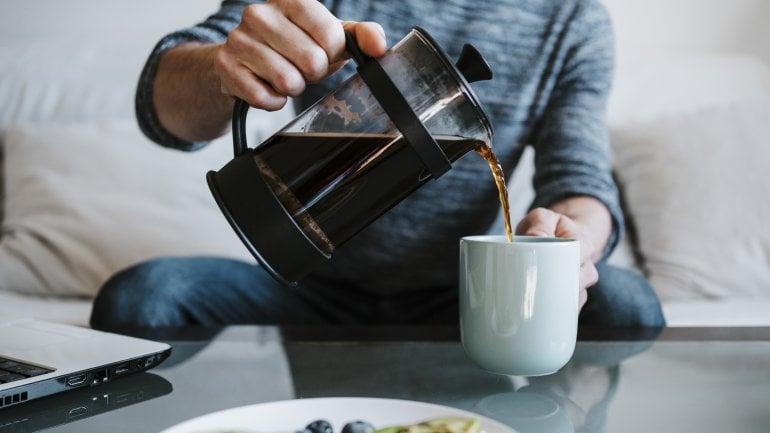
[207,27,494,286]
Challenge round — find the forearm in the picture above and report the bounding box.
[153,42,234,143]
[548,195,612,262]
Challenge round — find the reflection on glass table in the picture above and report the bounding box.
[0,373,171,433]
[8,326,770,433]
[284,331,659,433]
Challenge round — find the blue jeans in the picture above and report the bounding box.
[90,258,665,330]
[578,262,666,327]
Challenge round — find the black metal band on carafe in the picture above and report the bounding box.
[343,32,452,179]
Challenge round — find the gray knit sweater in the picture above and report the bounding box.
[136,0,623,294]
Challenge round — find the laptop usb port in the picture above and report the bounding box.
[114,362,130,375]
[66,374,87,387]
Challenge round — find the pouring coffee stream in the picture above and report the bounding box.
[475,144,514,242]
[208,27,510,286]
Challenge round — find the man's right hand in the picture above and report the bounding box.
[214,0,387,111]
[152,0,386,143]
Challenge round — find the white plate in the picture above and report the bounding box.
[159,397,517,433]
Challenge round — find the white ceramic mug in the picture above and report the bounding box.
[459,235,580,376]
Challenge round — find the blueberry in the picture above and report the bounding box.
[341,420,375,433]
[305,420,334,433]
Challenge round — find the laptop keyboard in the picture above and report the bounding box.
[0,357,53,384]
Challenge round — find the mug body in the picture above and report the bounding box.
[459,235,580,376]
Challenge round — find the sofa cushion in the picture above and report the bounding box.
[608,53,770,128]
[0,120,258,297]
[611,98,770,301]
[0,291,92,327]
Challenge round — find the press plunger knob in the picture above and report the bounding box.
[455,44,493,83]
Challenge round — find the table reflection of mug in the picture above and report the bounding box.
[476,391,574,433]
[459,235,580,376]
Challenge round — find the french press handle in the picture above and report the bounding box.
[230,32,452,179]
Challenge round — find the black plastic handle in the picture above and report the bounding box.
[232,98,250,157]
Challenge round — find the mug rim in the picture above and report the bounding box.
[460,235,577,244]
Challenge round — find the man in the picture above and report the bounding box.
[90,0,665,329]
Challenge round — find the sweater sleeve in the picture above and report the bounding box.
[529,1,623,260]
[135,0,252,151]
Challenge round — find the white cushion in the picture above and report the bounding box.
[663,299,770,327]
[0,41,140,126]
[612,99,770,301]
[0,0,219,127]
[608,53,770,127]
[0,291,92,327]
[0,120,259,297]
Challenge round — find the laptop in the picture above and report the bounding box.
[0,372,172,432]
[0,319,171,410]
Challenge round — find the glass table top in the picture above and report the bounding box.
[2,326,769,433]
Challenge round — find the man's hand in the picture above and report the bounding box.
[515,196,612,309]
[214,0,387,111]
[153,0,386,143]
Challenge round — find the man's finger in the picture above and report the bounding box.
[580,262,599,290]
[278,0,347,61]
[216,56,288,110]
[242,3,333,83]
[516,207,560,237]
[342,21,388,58]
[579,287,588,309]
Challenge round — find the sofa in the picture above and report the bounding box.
[1,0,768,327]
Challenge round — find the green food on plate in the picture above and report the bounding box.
[375,417,481,433]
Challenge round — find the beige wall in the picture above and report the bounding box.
[602,0,770,62]
[2,1,767,62]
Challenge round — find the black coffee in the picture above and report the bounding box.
[253,132,483,253]
[475,143,513,242]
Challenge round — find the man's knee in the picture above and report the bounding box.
[90,258,191,330]
[580,263,666,327]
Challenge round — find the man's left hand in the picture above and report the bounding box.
[515,197,610,309]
